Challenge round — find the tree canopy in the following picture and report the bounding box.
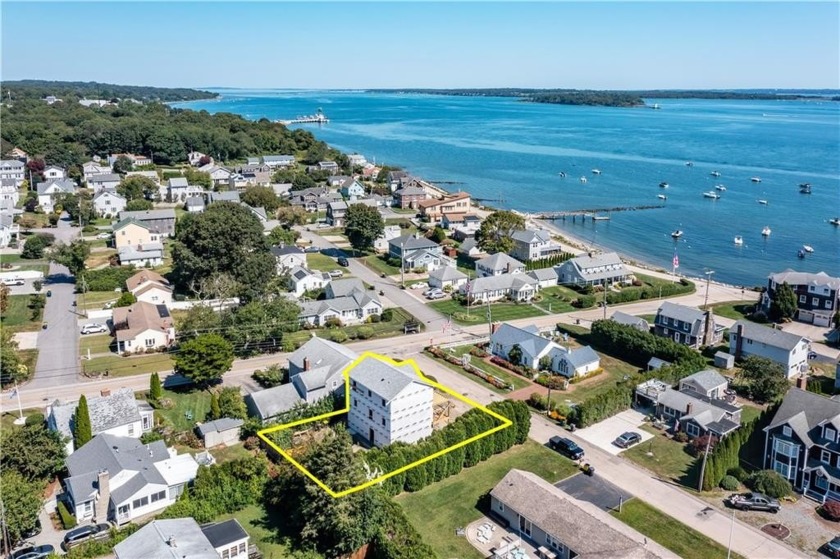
[241,186,282,213]
[0,423,67,480]
[118,175,158,201]
[345,203,384,252]
[51,239,91,276]
[738,355,790,403]
[174,333,234,385]
[0,470,44,546]
[476,210,526,254]
[770,282,797,321]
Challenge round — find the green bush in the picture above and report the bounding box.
[720,475,740,491]
[324,317,343,329]
[727,466,749,482]
[573,295,596,308]
[57,500,76,529]
[82,225,98,233]
[746,470,792,498]
[330,330,348,343]
[356,326,375,340]
[78,266,137,292]
[381,309,394,322]
[25,413,45,427]
[368,314,381,323]
[673,431,689,443]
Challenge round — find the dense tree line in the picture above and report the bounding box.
[3,80,217,102]
[1,94,327,168]
[589,319,707,370]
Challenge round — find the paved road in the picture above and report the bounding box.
[31,262,81,388]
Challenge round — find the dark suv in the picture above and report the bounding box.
[337,256,349,267]
[549,436,584,460]
[63,523,111,550]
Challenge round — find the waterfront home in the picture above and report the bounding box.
[93,189,127,217]
[653,301,723,349]
[262,154,295,168]
[763,385,840,503]
[348,354,434,447]
[428,266,468,290]
[526,268,559,288]
[388,234,450,272]
[393,184,428,209]
[43,165,66,180]
[288,266,331,296]
[510,229,563,262]
[36,178,77,213]
[82,161,113,183]
[761,269,840,327]
[126,270,173,306]
[490,323,561,369]
[387,170,409,189]
[418,192,472,222]
[340,177,366,198]
[271,244,307,273]
[0,159,26,185]
[185,195,205,213]
[610,311,651,332]
[114,518,249,559]
[462,273,538,303]
[729,320,811,378]
[490,470,670,559]
[118,243,164,267]
[475,252,525,278]
[1,180,20,207]
[47,387,154,454]
[113,218,161,249]
[299,279,382,326]
[635,370,741,439]
[557,251,632,287]
[442,212,481,233]
[112,301,175,354]
[119,208,177,237]
[63,434,197,525]
[108,153,152,167]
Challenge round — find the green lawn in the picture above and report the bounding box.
[76,291,119,310]
[554,353,642,405]
[306,252,340,272]
[622,425,699,489]
[0,294,43,331]
[611,500,745,559]
[532,286,578,314]
[208,443,252,464]
[740,405,762,424]
[396,440,580,559]
[0,253,48,265]
[361,254,402,276]
[83,353,174,378]
[80,333,115,355]
[425,346,531,393]
[430,299,546,324]
[710,301,758,321]
[216,504,319,558]
[284,308,423,348]
[154,388,213,432]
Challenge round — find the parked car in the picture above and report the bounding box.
[423,288,442,297]
[80,323,107,335]
[337,257,349,267]
[725,492,780,513]
[304,246,321,253]
[613,431,642,449]
[410,282,429,290]
[548,436,584,460]
[95,232,111,240]
[329,270,344,279]
[427,292,446,300]
[11,545,55,559]
[1,278,25,286]
[62,523,111,549]
[824,535,840,558]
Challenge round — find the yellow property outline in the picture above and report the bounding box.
[257,351,512,498]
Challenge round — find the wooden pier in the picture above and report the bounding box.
[533,204,666,221]
[275,115,329,125]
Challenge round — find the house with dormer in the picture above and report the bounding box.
[557,251,632,287]
[388,234,449,272]
[763,386,840,503]
[288,266,331,296]
[510,229,563,262]
[112,301,175,354]
[463,273,538,303]
[36,179,77,213]
[126,270,173,306]
[653,301,724,349]
[475,253,525,278]
[729,320,811,379]
[761,269,840,327]
[298,279,382,326]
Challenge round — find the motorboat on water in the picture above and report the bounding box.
[710,171,721,177]
[798,250,805,259]
[580,176,587,183]
[734,236,743,245]
[703,191,720,199]
[830,218,840,226]
[558,172,567,178]
[659,182,669,188]
[686,162,694,167]
[671,230,683,239]
[592,169,601,175]
[803,245,814,253]
[762,226,771,236]
[757,199,769,205]
[751,177,762,183]
[715,184,727,191]
[657,194,667,200]
[799,183,811,194]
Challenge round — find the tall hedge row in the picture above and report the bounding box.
[589,319,706,370]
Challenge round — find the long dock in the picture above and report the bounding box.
[534,204,666,221]
[276,115,329,125]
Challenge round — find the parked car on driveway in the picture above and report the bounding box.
[410,282,429,290]
[423,288,442,297]
[304,246,321,253]
[80,323,107,335]
[824,535,840,558]
[329,270,344,279]
[548,436,584,460]
[337,257,349,267]
[63,523,111,550]
[427,291,446,300]
[11,545,55,559]
[725,492,780,513]
[95,232,111,239]
[1,277,25,286]
[612,431,642,449]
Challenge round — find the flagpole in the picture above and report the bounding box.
[13,381,25,424]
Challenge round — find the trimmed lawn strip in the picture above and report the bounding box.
[429,299,545,324]
[284,307,422,348]
[0,294,43,331]
[306,252,339,272]
[80,334,115,355]
[426,346,531,392]
[710,301,758,321]
[622,425,698,488]
[611,499,745,559]
[83,353,174,378]
[396,441,579,559]
[361,254,402,276]
[76,290,120,310]
[215,504,317,558]
[207,443,252,464]
[154,388,212,432]
[552,353,641,405]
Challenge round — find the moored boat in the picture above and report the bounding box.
[799,183,811,194]
[703,191,720,199]
[757,199,768,205]
[686,161,694,167]
[798,249,805,259]
[762,226,771,236]
[715,184,727,191]
[711,171,721,177]
[592,169,601,175]
[657,194,667,200]
[734,236,743,245]
[659,181,669,188]
[830,218,840,226]
[671,230,683,238]
[580,176,587,183]
[803,245,814,253]
[751,177,762,183]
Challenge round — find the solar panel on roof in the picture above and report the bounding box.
[157,305,170,318]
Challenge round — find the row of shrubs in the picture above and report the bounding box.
[489,355,533,378]
[426,346,513,390]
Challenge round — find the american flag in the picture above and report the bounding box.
[672,251,680,269]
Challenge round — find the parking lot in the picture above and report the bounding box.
[574,409,654,456]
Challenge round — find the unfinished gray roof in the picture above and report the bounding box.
[765,388,840,446]
[611,311,649,329]
[246,383,304,420]
[185,196,205,208]
[491,470,664,559]
[114,518,218,559]
[732,320,808,351]
[429,266,467,282]
[769,269,840,290]
[89,173,120,183]
[350,356,428,402]
[511,229,551,244]
[681,369,728,393]
[50,387,143,440]
[196,418,244,437]
[476,252,524,272]
[208,190,241,203]
[657,301,705,326]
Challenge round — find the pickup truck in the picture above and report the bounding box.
[725,492,780,513]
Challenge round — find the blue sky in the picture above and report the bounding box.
[2,2,838,89]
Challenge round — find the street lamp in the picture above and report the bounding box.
[703,270,715,310]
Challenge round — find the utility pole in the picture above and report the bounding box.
[703,270,715,310]
[486,299,492,337]
[602,282,607,320]
[697,433,713,491]
[400,240,405,288]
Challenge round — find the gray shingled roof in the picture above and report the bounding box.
[476,252,524,272]
[50,388,143,441]
[656,387,740,427]
[36,179,77,195]
[769,269,840,290]
[611,311,649,329]
[246,383,304,420]
[89,173,121,183]
[732,321,808,351]
[491,323,557,360]
[350,357,428,402]
[527,268,558,282]
[196,418,244,437]
[564,346,600,368]
[490,470,663,559]
[328,278,366,298]
[114,519,218,559]
[167,177,189,187]
[289,337,357,375]
[429,266,467,282]
[681,369,728,394]
[468,273,537,294]
[511,229,551,244]
[270,245,304,257]
[765,388,840,446]
[389,234,438,251]
[201,519,249,549]
[120,208,177,221]
[657,301,705,326]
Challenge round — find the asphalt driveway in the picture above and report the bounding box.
[556,472,632,512]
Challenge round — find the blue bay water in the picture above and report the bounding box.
[177,91,840,287]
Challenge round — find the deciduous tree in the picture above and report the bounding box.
[118,175,158,201]
[112,155,134,174]
[345,203,384,252]
[0,470,44,546]
[51,239,91,276]
[241,186,281,213]
[739,355,789,403]
[770,282,797,321]
[476,210,525,254]
[0,423,66,480]
[174,334,234,385]
[276,206,308,227]
[114,292,137,307]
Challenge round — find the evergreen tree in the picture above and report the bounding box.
[149,372,162,402]
[770,282,797,320]
[73,395,92,449]
[209,391,221,420]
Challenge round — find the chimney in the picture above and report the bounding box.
[702,311,714,347]
[490,322,500,335]
[100,388,111,397]
[734,323,744,360]
[303,357,310,371]
[685,402,693,416]
[506,263,511,273]
[796,375,808,391]
[94,470,110,523]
